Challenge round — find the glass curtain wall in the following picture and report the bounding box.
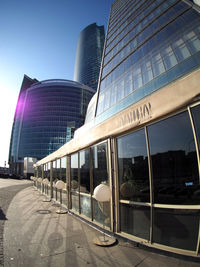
[46,162,51,196]
[38,166,42,178]
[70,153,79,212]
[80,149,91,219]
[52,161,57,199]
[92,142,110,227]
[61,156,68,207]
[116,105,200,252]
[148,109,200,251]
[69,142,110,228]
[117,128,150,240]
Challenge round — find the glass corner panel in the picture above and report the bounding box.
[117,128,150,203]
[153,208,200,251]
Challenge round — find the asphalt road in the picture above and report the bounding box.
[0,178,32,266]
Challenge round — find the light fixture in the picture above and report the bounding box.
[93,183,116,246]
[55,180,67,214]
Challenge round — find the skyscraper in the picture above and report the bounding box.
[9,75,95,176]
[74,23,105,91]
[95,0,200,122]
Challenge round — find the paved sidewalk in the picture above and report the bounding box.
[3,186,200,267]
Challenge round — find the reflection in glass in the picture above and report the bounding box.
[153,208,200,251]
[71,153,79,212]
[92,143,109,188]
[61,157,66,182]
[61,156,67,206]
[117,129,150,202]
[80,149,90,193]
[191,104,200,155]
[80,195,91,219]
[56,159,60,179]
[120,204,150,240]
[52,160,58,200]
[80,149,91,218]
[92,142,110,227]
[148,111,199,204]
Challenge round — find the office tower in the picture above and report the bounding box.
[74,23,105,91]
[95,0,200,122]
[8,75,95,176]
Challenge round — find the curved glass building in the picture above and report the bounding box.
[74,23,105,91]
[9,76,95,175]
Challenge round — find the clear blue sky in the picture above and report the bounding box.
[0,0,113,167]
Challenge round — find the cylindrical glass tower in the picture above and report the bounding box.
[9,77,95,176]
[74,23,105,91]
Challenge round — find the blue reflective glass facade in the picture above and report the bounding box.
[74,23,105,91]
[95,0,200,123]
[9,77,95,175]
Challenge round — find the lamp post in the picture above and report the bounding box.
[93,183,116,246]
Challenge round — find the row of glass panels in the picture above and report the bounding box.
[36,103,200,254]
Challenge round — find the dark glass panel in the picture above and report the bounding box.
[92,143,109,188]
[70,153,79,212]
[153,208,200,251]
[52,161,57,180]
[120,204,150,240]
[148,111,199,204]
[80,149,90,193]
[191,104,200,155]
[117,129,150,202]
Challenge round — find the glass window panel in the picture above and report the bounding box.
[110,85,117,107]
[80,195,91,219]
[173,38,191,62]
[191,105,200,156]
[80,149,90,194]
[117,129,150,202]
[152,53,165,77]
[116,79,124,102]
[141,59,153,84]
[97,92,105,115]
[56,159,60,179]
[52,160,57,180]
[70,153,79,212]
[132,66,143,90]
[61,157,66,182]
[92,142,110,227]
[120,204,150,240]
[148,111,199,204]
[184,31,200,54]
[80,149,91,218]
[103,89,111,111]
[162,46,178,70]
[153,208,200,251]
[124,72,133,97]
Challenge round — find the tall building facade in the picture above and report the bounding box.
[95,0,200,122]
[9,76,95,176]
[74,23,105,91]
